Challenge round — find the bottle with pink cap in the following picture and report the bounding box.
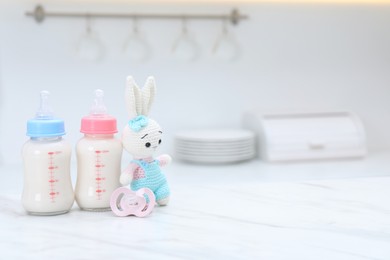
[75,89,122,211]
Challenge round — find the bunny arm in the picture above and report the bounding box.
[120,162,143,186]
[157,154,172,167]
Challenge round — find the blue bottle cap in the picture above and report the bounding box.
[26,91,66,137]
[27,118,66,137]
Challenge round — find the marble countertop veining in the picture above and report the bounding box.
[1,153,390,259]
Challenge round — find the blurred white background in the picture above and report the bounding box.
[0,0,390,165]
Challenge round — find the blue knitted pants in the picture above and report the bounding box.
[130,159,170,201]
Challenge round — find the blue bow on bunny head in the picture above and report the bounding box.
[128,115,149,132]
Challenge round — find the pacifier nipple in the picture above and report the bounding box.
[35,91,54,119]
[27,91,65,137]
[90,89,108,116]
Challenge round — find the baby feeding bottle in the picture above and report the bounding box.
[75,89,122,211]
[22,91,74,215]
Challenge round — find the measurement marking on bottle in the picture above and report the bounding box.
[48,151,61,202]
[95,150,108,200]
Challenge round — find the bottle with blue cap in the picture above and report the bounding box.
[22,91,74,215]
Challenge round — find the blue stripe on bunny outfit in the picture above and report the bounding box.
[130,159,170,202]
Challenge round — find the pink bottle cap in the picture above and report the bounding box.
[80,89,118,134]
[81,115,118,134]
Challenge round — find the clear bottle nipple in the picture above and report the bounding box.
[27,91,65,137]
[90,89,108,116]
[36,91,54,119]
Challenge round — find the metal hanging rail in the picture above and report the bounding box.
[26,5,249,25]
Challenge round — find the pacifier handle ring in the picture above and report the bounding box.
[110,187,133,217]
[134,188,156,217]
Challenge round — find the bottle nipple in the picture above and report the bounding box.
[90,89,108,116]
[36,91,54,119]
[27,90,65,138]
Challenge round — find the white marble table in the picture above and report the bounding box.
[1,153,390,259]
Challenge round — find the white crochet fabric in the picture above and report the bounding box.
[125,76,155,118]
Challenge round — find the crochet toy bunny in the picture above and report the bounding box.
[120,76,171,206]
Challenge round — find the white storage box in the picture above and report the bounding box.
[242,111,367,162]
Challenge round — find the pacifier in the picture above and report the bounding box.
[110,187,155,217]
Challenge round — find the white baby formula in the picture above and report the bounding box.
[76,135,122,210]
[22,137,74,215]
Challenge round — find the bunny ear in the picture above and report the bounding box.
[141,76,156,116]
[125,76,142,118]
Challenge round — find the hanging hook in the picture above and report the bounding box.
[181,17,188,35]
[212,20,228,54]
[132,15,139,34]
[222,19,228,35]
[172,17,188,52]
[86,15,92,33]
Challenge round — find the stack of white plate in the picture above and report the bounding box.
[174,129,256,164]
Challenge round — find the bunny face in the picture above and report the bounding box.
[122,118,163,158]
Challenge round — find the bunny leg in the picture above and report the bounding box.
[157,197,170,206]
[155,182,170,206]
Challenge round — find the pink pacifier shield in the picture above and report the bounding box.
[110,187,155,217]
